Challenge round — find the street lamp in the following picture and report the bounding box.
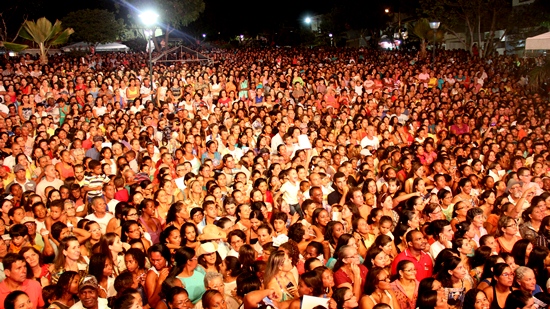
[429,21,440,66]
[139,11,158,95]
[305,17,312,24]
[385,8,390,13]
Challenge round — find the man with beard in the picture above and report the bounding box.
[391,230,433,281]
[0,253,44,309]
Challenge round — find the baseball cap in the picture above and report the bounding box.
[507,179,521,193]
[13,164,25,173]
[93,136,104,143]
[79,275,99,291]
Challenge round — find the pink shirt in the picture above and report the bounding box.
[0,279,45,309]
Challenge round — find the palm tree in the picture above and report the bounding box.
[411,18,443,59]
[18,17,74,64]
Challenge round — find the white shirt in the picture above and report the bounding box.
[70,297,110,309]
[360,135,380,150]
[85,212,114,234]
[270,133,284,154]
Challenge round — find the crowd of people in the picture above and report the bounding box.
[0,46,547,309]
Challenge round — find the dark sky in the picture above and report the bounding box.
[0,0,398,39]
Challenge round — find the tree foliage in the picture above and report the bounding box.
[419,0,512,57]
[128,0,205,49]
[17,17,74,64]
[63,9,124,45]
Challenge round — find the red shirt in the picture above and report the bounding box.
[334,264,368,288]
[391,249,433,282]
[0,279,45,309]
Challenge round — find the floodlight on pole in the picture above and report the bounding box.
[139,10,158,96]
[305,17,312,24]
[429,21,440,66]
[385,8,390,13]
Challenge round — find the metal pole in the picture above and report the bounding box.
[432,31,436,65]
[149,32,153,94]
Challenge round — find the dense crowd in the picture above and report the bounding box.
[0,46,547,309]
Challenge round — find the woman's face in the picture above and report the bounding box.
[373,251,390,268]
[88,223,102,241]
[377,269,392,290]
[316,210,330,227]
[497,267,514,287]
[184,226,196,242]
[22,249,40,268]
[63,240,81,262]
[342,289,358,309]
[125,254,139,272]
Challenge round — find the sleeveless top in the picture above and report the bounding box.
[368,290,393,309]
[490,286,513,309]
[139,216,161,244]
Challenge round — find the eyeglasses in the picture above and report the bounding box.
[127,213,138,217]
[501,272,514,278]
[378,277,390,282]
[344,295,356,302]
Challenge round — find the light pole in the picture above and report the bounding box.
[139,11,158,96]
[429,21,440,66]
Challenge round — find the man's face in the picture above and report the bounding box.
[79,288,99,309]
[304,245,319,259]
[74,167,85,181]
[335,176,346,192]
[409,232,427,251]
[6,260,27,283]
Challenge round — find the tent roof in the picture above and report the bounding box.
[525,32,550,50]
[61,42,129,52]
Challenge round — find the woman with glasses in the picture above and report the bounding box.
[496,215,521,254]
[483,263,514,309]
[170,247,206,304]
[450,201,468,232]
[359,267,400,309]
[422,203,445,224]
[334,286,359,309]
[390,260,418,309]
[333,245,368,300]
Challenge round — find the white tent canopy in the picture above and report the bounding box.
[525,32,550,50]
[61,42,130,52]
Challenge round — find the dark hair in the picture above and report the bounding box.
[125,248,147,270]
[435,255,462,287]
[236,271,262,298]
[503,290,532,309]
[166,286,188,305]
[300,270,324,296]
[463,289,487,309]
[288,223,306,243]
[492,263,512,285]
[88,253,110,282]
[363,246,385,270]
[416,290,438,309]
[3,253,26,272]
[526,246,550,287]
[4,291,28,309]
[160,225,180,246]
[511,239,531,267]
[332,287,352,309]
[180,222,199,246]
[169,247,195,277]
[112,290,139,309]
[425,219,450,240]
[224,256,242,277]
[147,244,172,267]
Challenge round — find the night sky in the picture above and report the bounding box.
[1,0,393,39]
